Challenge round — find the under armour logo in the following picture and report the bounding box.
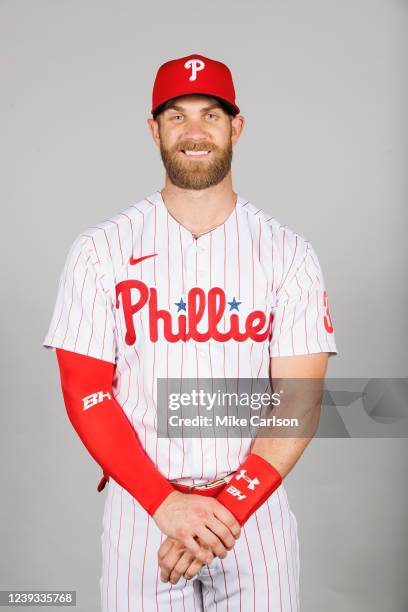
[184,58,205,81]
[235,469,260,490]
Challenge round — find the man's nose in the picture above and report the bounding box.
[182,120,209,140]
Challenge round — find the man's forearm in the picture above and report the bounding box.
[250,402,321,478]
[55,348,175,516]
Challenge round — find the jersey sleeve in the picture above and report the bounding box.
[269,240,338,358]
[42,234,117,364]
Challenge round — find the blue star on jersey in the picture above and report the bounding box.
[227,297,242,311]
[174,297,187,312]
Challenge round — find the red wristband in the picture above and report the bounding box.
[216,453,282,525]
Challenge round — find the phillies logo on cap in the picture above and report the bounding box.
[184,58,205,81]
[151,53,240,117]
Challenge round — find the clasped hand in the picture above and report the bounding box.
[153,490,240,584]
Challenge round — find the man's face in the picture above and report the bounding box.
[154,95,234,190]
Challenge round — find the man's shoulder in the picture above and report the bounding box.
[78,192,158,243]
[67,192,159,270]
[239,196,311,253]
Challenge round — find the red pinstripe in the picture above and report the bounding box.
[207,564,218,611]
[255,512,270,612]
[127,500,135,612]
[276,302,285,357]
[258,217,261,261]
[59,247,84,346]
[108,219,124,267]
[266,497,283,611]
[141,516,150,612]
[304,289,311,352]
[90,226,112,260]
[234,207,241,299]
[179,354,186,478]
[242,525,256,611]
[231,548,242,612]
[251,230,255,309]
[155,532,164,612]
[106,483,115,611]
[283,495,298,608]
[179,226,185,295]
[278,229,287,293]
[219,559,230,612]
[291,304,297,354]
[271,231,275,294]
[132,207,145,275]
[315,292,323,352]
[115,489,123,612]
[129,348,141,427]
[166,343,171,479]
[277,489,293,612]
[153,204,157,284]
[73,255,90,350]
[101,298,108,358]
[82,234,101,264]
[277,235,299,295]
[209,232,213,286]
[222,225,232,472]
[86,282,97,355]
[167,211,171,306]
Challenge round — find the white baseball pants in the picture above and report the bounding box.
[100,478,300,611]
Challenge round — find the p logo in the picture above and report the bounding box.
[184,58,205,81]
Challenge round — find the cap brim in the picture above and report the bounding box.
[152,93,240,118]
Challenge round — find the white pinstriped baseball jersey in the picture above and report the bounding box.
[42,189,338,485]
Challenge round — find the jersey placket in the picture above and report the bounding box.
[184,232,217,480]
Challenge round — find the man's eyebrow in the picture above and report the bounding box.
[165,102,224,113]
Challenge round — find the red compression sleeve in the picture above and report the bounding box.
[216,453,282,525]
[55,348,175,516]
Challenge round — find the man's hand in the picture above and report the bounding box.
[152,491,241,563]
[158,537,212,585]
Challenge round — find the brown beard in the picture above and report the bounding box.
[159,132,233,190]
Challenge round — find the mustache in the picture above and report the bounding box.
[176,142,216,152]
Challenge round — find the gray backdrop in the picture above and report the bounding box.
[1,1,407,610]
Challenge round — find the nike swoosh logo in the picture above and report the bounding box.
[129,253,157,266]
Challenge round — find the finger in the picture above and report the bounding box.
[212,502,241,539]
[157,537,176,561]
[159,546,186,582]
[182,536,213,564]
[205,516,236,551]
[168,551,195,585]
[184,558,205,581]
[195,526,227,559]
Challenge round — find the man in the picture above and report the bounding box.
[43,53,338,611]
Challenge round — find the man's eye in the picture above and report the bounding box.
[207,113,217,119]
[173,114,183,120]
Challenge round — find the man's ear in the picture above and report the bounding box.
[231,114,245,145]
[147,117,161,147]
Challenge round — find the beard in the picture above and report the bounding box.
[159,132,233,190]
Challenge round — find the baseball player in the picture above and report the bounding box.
[43,53,338,611]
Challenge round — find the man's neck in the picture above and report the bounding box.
[161,175,237,236]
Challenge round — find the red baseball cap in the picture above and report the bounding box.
[151,53,240,118]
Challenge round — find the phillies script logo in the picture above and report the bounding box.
[115,254,273,346]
